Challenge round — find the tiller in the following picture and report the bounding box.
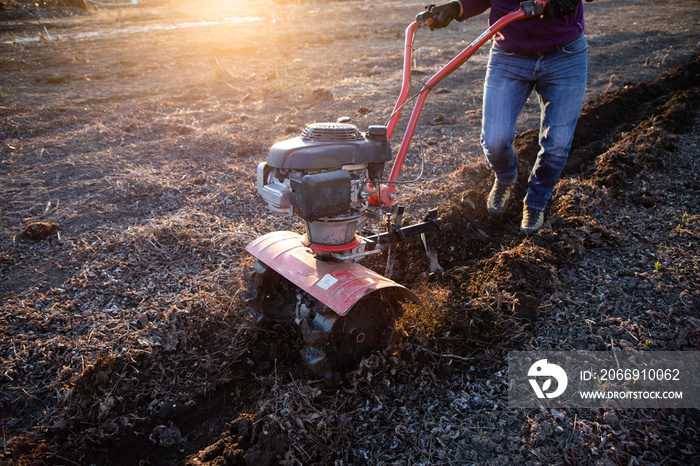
[243,1,547,381]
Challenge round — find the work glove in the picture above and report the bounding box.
[541,0,580,19]
[418,1,462,30]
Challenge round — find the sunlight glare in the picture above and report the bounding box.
[166,0,264,21]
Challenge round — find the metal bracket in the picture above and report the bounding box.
[364,207,443,274]
[384,206,404,278]
[420,209,443,273]
[364,207,442,246]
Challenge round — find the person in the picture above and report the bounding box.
[423,0,590,234]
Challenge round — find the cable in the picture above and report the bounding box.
[381,45,431,187]
[383,52,434,129]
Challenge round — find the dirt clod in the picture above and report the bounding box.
[16,221,61,242]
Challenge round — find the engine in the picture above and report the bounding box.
[257,122,392,250]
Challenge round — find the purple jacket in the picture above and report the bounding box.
[457,0,585,55]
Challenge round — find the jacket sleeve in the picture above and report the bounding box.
[456,0,491,20]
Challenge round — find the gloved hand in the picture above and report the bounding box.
[418,1,462,31]
[541,0,580,20]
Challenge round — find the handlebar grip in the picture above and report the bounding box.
[520,0,547,16]
[415,4,436,27]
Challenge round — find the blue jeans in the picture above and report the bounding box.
[480,34,588,211]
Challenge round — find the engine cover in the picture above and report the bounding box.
[267,123,391,170]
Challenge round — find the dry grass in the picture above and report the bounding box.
[2,2,700,463]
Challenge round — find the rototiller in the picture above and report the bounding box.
[243,1,547,381]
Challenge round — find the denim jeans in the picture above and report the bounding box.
[480,34,588,211]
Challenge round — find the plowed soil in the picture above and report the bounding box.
[1,0,699,464]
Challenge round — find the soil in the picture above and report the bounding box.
[1,0,699,464]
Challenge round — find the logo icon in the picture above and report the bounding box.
[528,359,568,399]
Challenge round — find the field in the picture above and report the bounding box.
[1,0,699,464]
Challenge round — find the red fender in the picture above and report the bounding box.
[245,231,420,316]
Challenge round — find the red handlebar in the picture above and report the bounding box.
[373,0,547,206]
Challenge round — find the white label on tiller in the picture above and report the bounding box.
[316,274,338,290]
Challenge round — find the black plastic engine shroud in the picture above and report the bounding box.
[267,124,392,170]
